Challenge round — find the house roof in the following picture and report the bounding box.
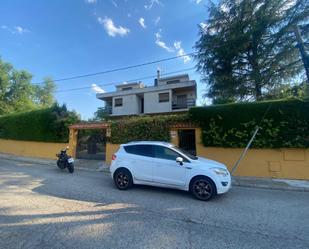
[96,80,196,100]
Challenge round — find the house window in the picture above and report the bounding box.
[114,98,123,107]
[121,87,133,91]
[159,92,169,103]
[166,79,180,84]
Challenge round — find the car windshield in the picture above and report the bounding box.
[172,146,198,160]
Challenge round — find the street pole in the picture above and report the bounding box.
[294,25,309,84]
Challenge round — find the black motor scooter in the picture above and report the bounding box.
[56,146,74,173]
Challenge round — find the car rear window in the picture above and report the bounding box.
[124,145,154,157]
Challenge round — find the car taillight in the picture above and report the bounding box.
[112,154,117,161]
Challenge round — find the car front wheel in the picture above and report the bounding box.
[190,176,216,201]
[114,168,133,190]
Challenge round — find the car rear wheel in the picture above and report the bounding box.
[190,176,216,201]
[114,168,133,190]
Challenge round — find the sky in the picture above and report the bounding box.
[0,0,210,119]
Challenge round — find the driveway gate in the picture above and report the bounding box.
[178,129,196,156]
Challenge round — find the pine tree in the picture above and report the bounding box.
[195,0,309,102]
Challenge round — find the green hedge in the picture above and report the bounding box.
[189,99,309,148]
[110,114,189,144]
[0,104,79,143]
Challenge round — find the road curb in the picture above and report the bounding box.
[232,178,309,192]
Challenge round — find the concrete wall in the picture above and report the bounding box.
[0,139,67,159]
[144,90,172,114]
[112,94,139,116]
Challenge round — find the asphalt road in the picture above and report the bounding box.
[0,159,309,249]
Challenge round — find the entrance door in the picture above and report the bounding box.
[141,98,144,113]
[76,129,106,160]
[178,129,196,156]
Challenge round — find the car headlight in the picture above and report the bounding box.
[211,167,229,177]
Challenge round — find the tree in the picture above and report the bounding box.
[93,107,110,121]
[33,77,56,107]
[0,57,56,115]
[195,0,309,102]
[263,82,306,99]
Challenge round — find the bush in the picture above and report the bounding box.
[189,99,309,148]
[0,104,80,143]
[110,114,189,144]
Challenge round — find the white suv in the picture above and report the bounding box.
[110,141,231,201]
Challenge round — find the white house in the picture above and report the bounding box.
[96,71,197,116]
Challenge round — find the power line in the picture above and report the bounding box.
[56,67,196,93]
[34,52,198,85]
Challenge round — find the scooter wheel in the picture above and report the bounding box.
[68,163,74,173]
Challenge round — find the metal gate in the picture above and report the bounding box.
[76,129,106,160]
[178,129,196,156]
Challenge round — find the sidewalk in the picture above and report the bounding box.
[0,153,110,173]
[232,176,309,192]
[1,153,309,192]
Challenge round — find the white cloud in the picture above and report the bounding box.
[155,32,174,52]
[154,16,160,26]
[190,0,203,4]
[1,25,29,34]
[14,26,29,34]
[174,41,191,63]
[86,0,97,3]
[177,48,191,63]
[138,17,146,28]
[91,84,105,93]
[98,17,130,37]
[144,0,163,10]
[154,32,191,64]
[173,41,181,50]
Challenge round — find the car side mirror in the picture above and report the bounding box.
[176,157,184,165]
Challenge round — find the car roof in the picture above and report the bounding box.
[122,141,174,147]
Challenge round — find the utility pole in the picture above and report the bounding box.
[294,25,309,84]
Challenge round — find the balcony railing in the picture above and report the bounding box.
[103,106,112,114]
[172,98,196,110]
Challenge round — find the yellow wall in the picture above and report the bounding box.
[194,128,309,180]
[68,129,78,158]
[106,143,121,165]
[0,139,67,159]
[196,147,309,180]
[95,128,309,180]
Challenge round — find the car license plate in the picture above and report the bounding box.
[68,158,74,163]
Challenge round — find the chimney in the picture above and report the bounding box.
[155,69,161,86]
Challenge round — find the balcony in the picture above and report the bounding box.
[172,98,196,110]
[103,105,112,114]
